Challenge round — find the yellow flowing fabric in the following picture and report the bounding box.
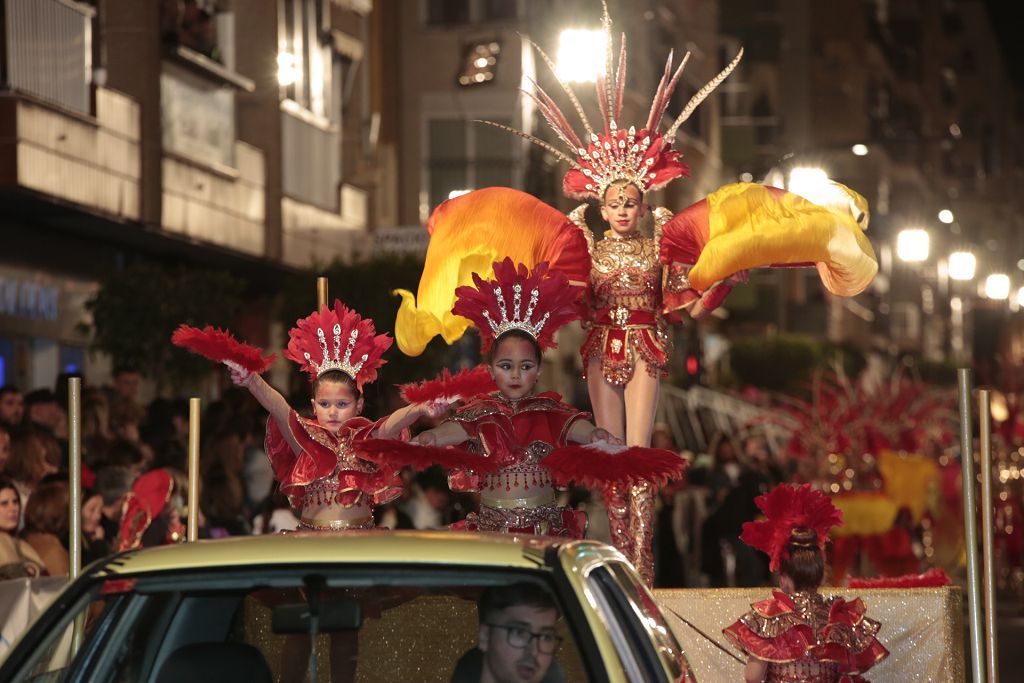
[878,449,940,523]
[393,187,590,356]
[832,492,900,537]
[685,182,877,295]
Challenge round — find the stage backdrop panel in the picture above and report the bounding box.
[654,587,964,682]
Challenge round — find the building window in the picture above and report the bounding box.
[162,0,221,61]
[426,0,470,25]
[425,118,515,212]
[279,0,334,121]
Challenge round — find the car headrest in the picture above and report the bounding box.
[155,642,272,683]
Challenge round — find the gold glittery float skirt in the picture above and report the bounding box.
[581,308,667,386]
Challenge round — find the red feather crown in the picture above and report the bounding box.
[740,483,844,573]
[479,5,741,200]
[452,258,581,351]
[284,299,392,389]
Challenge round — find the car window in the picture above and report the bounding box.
[586,562,694,683]
[7,569,593,683]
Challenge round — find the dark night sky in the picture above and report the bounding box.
[984,1,1024,88]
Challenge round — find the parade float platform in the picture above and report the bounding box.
[655,587,964,682]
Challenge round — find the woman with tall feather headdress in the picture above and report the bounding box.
[392,3,876,583]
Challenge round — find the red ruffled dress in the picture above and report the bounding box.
[265,411,404,529]
[446,392,589,537]
[723,590,889,683]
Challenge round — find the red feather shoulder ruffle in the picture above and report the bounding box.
[543,443,687,488]
[398,365,497,404]
[172,324,276,374]
[847,567,951,589]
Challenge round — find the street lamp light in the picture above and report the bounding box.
[948,251,977,281]
[851,144,869,156]
[984,273,1010,300]
[555,29,605,83]
[896,229,930,263]
[277,52,300,87]
[938,209,955,224]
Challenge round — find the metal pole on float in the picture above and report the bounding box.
[187,398,201,542]
[978,389,1000,681]
[68,377,85,654]
[958,369,985,683]
[317,276,328,310]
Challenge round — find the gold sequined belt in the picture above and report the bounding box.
[298,514,374,530]
[595,306,656,328]
[481,491,556,509]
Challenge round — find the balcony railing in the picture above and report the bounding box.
[282,105,341,212]
[2,0,93,115]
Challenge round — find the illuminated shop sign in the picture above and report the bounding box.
[0,277,59,321]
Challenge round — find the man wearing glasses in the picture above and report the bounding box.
[450,582,565,683]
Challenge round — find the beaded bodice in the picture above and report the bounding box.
[590,231,661,315]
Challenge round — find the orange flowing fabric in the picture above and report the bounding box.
[394,187,590,356]
[663,182,877,296]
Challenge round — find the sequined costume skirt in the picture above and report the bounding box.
[581,323,668,386]
[452,499,586,538]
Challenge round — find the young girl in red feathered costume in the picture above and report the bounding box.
[402,258,686,539]
[724,484,889,683]
[174,300,445,531]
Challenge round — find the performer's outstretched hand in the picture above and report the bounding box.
[224,360,254,387]
[411,431,437,447]
[590,428,623,445]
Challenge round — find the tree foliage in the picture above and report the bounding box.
[729,335,866,392]
[86,264,245,391]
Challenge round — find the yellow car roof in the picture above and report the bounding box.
[92,530,617,577]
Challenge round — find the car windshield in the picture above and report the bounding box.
[10,567,593,683]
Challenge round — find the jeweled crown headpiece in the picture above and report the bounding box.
[452,258,581,351]
[739,483,844,573]
[284,299,392,389]
[480,1,742,201]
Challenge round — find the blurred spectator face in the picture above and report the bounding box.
[113,370,141,403]
[651,429,675,451]
[82,494,104,540]
[0,485,20,533]
[0,389,23,426]
[28,400,62,432]
[8,434,58,486]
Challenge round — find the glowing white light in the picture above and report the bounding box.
[984,273,1010,300]
[938,209,955,224]
[474,57,489,68]
[277,52,300,87]
[851,144,869,156]
[1018,286,1024,307]
[896,229,930,263]
[447,189,473,199]
[948,251,976,281]
[555,29,606,83]
[787,166,846,206]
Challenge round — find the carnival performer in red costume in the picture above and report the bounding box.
[173,301,445,531]
[724,484,889,682]
[393,4,877,582]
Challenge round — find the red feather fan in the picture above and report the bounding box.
[398,365,497,404]
[355,439,500,474]
[172,325,276,374]
[847,567,951,589]
[543,443,687,489]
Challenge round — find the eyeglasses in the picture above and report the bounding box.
[486,623,563,654]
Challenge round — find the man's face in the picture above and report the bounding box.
[113,372,141,401]
[480,605,558,683]
[28,401,60,430]
[0,392,23,425]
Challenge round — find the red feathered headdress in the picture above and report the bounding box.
[284,299,392,390]
[452,258,581,351]
[116,469,180,552]
[740,483,844,572]
[479,4,741,200]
